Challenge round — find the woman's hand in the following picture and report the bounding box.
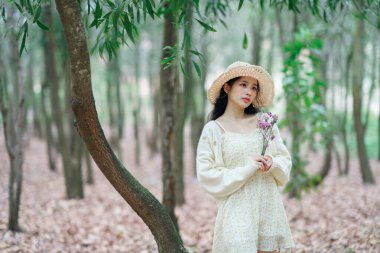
[254,155,273,172]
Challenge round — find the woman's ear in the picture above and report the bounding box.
[223,83,230,94]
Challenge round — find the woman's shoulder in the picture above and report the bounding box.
[202,120,218,131]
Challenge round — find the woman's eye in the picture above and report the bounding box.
[240,83,246,87]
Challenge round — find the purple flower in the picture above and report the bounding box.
[257,112,279,156]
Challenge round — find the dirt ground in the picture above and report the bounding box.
[0,128,379,253]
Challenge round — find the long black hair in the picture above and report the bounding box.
[208,76,261,121]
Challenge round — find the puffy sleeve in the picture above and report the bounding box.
[196,125,259,198]
[266,123,292,186]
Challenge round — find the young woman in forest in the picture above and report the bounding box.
[196,61,295,253]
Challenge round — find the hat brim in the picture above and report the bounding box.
[207,65,274,107]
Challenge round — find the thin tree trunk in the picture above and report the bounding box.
[85,149,94,184]
[317,54,333,182]
[342,45,353,175]
[106,57,122,158]
[0,29,26,232]
[363,38,377,133]
[45,4,83,198]
[65,60,84,198]
[54,1,187,252]
[191,33,209,176]
[160,8,180,231]
[27,57,42,138]
[252,8,265,65]
[148,47,159,154]
[352,16,375,183]
[174,0,194,206]
[133,42,141,166]
[41,82,57,172]
[378,35,380,161]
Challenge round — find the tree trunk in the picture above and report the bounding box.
[317,55,333,182]
[378,35,380,162]
[41,82,57,172]
[0,29,26,232]
[45,4,83,198]
[133,42,141,166]
[54,1,187,252]
[147,46,159,155]
[191,33,209,176]
[342,46,353,175]
[27,57,42,138]
[363,38,377,133]
[84,149,94,184]
[251,8,265,65]
[106,56,122,159]
[40,12,58,172]
[174,0,194,206]
[160,8,180,231]
[352,16,375,184]
[65,60,84,198]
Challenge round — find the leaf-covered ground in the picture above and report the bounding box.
[1,134,379,253]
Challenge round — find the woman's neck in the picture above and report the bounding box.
[223,102,247,120]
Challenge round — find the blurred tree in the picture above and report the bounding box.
[41,8,57,172]
[352,9,375,183]
[44,4,84,198]
[106,55,123,159]
[133,41,142,166]
[282,26,328,198]
[159,3,181,231]
[174,0,194,206]
[0,17,26,231]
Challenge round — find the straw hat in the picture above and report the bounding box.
[207,61,275,107]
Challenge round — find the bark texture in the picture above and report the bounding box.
[54,1,187,252]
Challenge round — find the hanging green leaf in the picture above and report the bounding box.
[238,0,244,11]
[33,6,41,22]
[192,60,202,78]
[180,62,189,79]
[36,20,48,30]
[145,0,155,19]
[195,18,217,32]
[2,7,6,22]
[19,21,28,56]
[243,32,248,49]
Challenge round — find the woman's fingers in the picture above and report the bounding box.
[255,156,271,171]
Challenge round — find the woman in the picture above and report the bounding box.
[196,61,295,253]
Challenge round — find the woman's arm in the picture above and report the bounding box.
[265,123,292,186]
[196,127,260,198]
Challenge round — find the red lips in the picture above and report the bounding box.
[242,98,251,103]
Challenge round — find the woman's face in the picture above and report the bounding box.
[223,76,259,108]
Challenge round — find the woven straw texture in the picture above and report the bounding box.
[207,62,274,107]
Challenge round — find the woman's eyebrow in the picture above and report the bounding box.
[240,80,258,86]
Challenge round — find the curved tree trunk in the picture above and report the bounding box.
[54,1,187,252]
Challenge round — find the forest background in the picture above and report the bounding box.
[0,0,379,252]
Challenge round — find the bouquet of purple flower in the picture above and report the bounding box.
[257,112,278,155]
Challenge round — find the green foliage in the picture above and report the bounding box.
[242,32,248,49]
[282,25,330,199]
[1,0,49,56]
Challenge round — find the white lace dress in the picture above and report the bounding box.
[211,126,295,253]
